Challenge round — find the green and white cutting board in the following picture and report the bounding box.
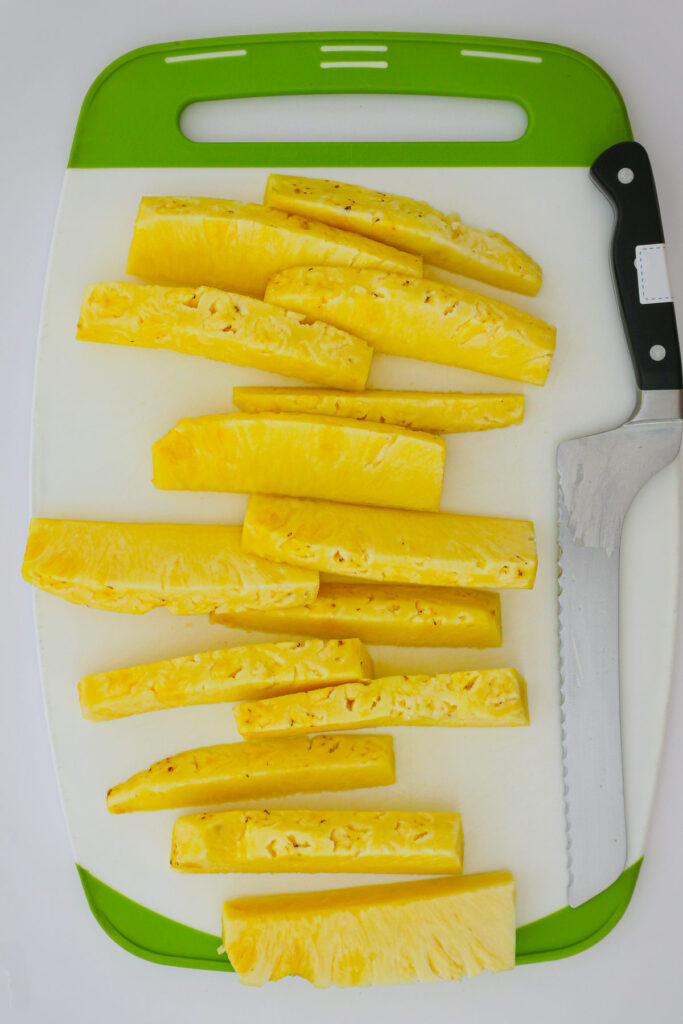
[30,31,679,973]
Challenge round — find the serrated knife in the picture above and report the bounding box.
[558,141,682,907]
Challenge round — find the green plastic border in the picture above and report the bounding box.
[77,866,233,972]
[516,859,642,962]
[78,861,642,973]
[68,31,632,168]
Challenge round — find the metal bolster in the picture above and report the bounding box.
[630,389,683,423]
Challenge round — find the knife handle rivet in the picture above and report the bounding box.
[617,167,634,184]
[649,344,666,361]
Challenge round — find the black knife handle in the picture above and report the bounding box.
[590,141,681,391]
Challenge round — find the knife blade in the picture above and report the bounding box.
[558,141,682,907]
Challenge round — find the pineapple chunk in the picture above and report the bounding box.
[22,519,318,615]
[222,871,516,986]
[152,413,445,512]
[242,495,537,590]
[266,173,542,295]
[77,282,373,390]
[172,809,463,874]
[234,669,529,738]
[106,734,395,812]
[210,581,501,648]
[265,267,555,385]
[233,386,524,433]
[78,638,373,721]
[126,197,421,297]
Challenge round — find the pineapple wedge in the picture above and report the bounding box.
[266,173,542,295]
[22,519,318,615]
[78,638,373,721]
[77,282,373,390]
[210,581,501,648]
[234,669,529,738]
[106,734,395,812]
[171,809,463,874]
[126,197,421,297]
[232,386,524,433]
[222,871,516,986]
[242,495,537,590]
[265,267,556,385]
[152,413,445,511]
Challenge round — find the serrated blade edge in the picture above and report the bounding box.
[557,467,626,908]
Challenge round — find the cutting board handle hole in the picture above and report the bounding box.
[180,94,527,145]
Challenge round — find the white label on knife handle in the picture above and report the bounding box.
[635,243,673,304]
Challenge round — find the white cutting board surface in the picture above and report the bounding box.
[31,166,680,934]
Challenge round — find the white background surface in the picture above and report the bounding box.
[2,1,683,1021]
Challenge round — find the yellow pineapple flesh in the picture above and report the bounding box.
[106,734,395,812]
[242,495,537,590]
[232,386,524,433]
[210,581,501,648]
[22,518,318,615]
[77,282,373,390]
[78,638,373,721]
[172,809,463,874]
[266,173,541,295]
[126,197,422,297]
[234,669,529,738]
[152,413,445,511]
[222,871,516,986]
[266,266,555,385]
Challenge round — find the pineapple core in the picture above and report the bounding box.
[266,266,555,385]
[77,282,373,390]
[127,196,421,296]
[232,386,525,434]
[234,669,529,738]
[265,173,541,295]
[242,495,537,590]
[153,412,445,511]
[172,809,463,874]
[79,638,373,721]
[22,518,318,615]
[210,581,502,648]
[106,734,395,812]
